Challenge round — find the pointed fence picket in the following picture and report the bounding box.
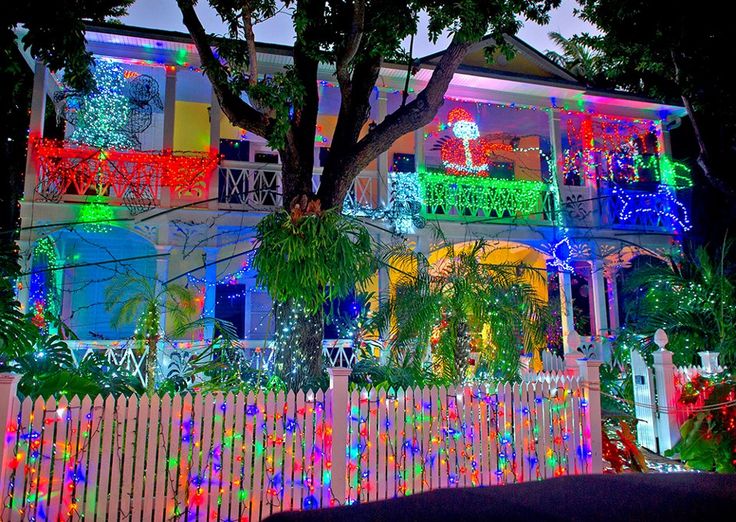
[0,369,597,522]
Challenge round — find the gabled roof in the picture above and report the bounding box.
[419,34,580,85]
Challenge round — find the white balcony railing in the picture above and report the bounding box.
[66,339,357,389]
[218,161,379,210]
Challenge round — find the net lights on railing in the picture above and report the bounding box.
[33,138,220,206]
[420,171,550,218]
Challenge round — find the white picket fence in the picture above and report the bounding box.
[0,367,601,522]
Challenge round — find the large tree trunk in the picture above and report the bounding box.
[273,299,324,389]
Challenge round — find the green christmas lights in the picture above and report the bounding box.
[78,194,115,232]
[420,172,548,219]
[67,61,138,149]
[657,156,693,189]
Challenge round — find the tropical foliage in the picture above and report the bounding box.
[253,203,375,388]
[1,246,144,397]
[544,31,605,84]
[105,272,197,394]
[665,376,736,473]
[253,204,375,314]
[160,317,288,395]
[365,234,549,385]
[622,243,736,368]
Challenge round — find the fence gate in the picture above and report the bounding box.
[630,348,658,451]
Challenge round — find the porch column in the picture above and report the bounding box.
[161,67,178,207]
[377,93,389,206]
[156,245,171,335]
[202,247,218,340]
[208,88,221,210]
[558,269,575,353]
[547,111,564,190]
[23,61,47,202]
[16,240,32,314]
[589,258,609,337]
[414,126,425,172]
[605,265,620,331]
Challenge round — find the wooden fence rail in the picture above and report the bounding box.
[0,366,600,522]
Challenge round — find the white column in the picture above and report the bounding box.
[548,111,564,189]
[414,233,430,259]
[577,358,603,473]
[16,240,32,314]
[202,247,218,340]
[652,329,680,454]
[414,126,425,172]
[589,259,609,336]
[377,94,389,206]
[605,266,620,331]
[558,270,575,352]
[23,61,48,202]
[208,88,221,210]
[155,245,171,335]
[161,67,177,207]
[243,277,253,341]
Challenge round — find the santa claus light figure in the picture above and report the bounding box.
[440,108,511,177]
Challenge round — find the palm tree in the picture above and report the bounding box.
[105,273,196,394]
[371,234,549,384]
[623,241,736,368]
[545,31,604,84]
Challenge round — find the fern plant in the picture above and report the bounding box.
[253,203,376,388]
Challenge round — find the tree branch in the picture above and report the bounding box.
[176,0,273,137]
[318,38,472,207]
[335,0,366,91]
[242,2,259,89]
[354,39,471,166]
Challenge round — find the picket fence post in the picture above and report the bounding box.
[565,330,582,377]
[651,329,680,453]
[327,367,351,506]
[576,359,603,474]
[698,351,721,375]
[0,373,20,492]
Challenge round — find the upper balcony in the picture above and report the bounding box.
[24,52,692,237]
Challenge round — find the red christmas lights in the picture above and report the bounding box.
[440,108,513,177]
[33,138,220,202]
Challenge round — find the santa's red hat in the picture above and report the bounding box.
[447,108,474,126]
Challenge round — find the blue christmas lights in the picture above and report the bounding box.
[612,184,691,232]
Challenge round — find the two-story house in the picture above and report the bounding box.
[14,23,690,375]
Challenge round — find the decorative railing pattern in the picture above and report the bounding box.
[218,162,378,210]
[560,185,596,228]
[420,173,554,222]
[601,184,691,232]
[33,138,218,212]
[218,162,282,208]
[66,340,357,388]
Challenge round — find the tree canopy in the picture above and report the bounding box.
[574,0,736,242]
[2,0,133,90]
[176,0,560,209]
